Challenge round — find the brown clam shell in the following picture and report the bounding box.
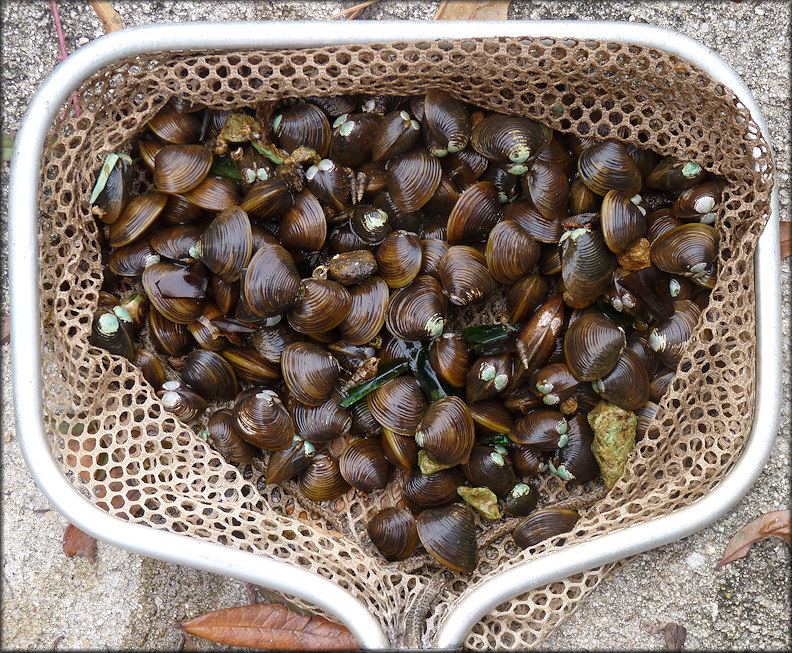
[367,376,427,436]
[142,260,207,325]
[280,189,327,252]
[148,105,201,144]
[486,219,540,285]
[402,466,463,514]
[423,89,471,155]
[591,347,650,411]
[385,148,441,213]
[446,180,502,245]
[510,408,568,450]
[465,353,513,404]
[577,140,642,197]
[194,206,252,283]
[468,399,513,438]
[241,243,302,318]
[220,347,281,385]
[553,414,598,484]
[382,427,419,471]
[646,156,708,192]
[280,342,340,407]
[507,274,549,324]
[649,223,718,281]
[181,349,239,400]
[647,299,701,369]
[439,245,495,307]
[513,509,579,549]
[339,276,389,345]
[298,454,350,502]
[233,387,294,450]
[376,230,423,289]
[148,306,193,355]
[524,160,570,221]
[461,445,516,498]
[600,190,647,255]
[515,295,565,374]
[428,332,470,389]
[371,109,421,162]
[415,396,475,466]
[239,177,294,221]
[154,144,213,195]
[159,380,206,422]
[560,227,617,309]
[367,507,418,561]
[108,240,160,277]
[251,321,304,364]
[503,199,566,244]
[420,238,451,280]
[287,279,352,335]
[273,102,331,157]
[203,408,256,463]
[339,438,391,493]
[386,275,447,342]
[292,393,352,443]
[417,503,478,573]
[329,112,380,168]
[563,311,626,382]
[108,191,168,248]
[182,176,239,212]
[471,113,553,171]
[265,436,317,484]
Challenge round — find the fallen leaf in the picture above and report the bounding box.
[641,620,687,651]
[90,1,124,33]
[780,221,791,260]
[1,132,14,162]
[182,603,358,651]
[434,0,511,20]
[62,523,96,564]
[716,509,791,569]
[1,314,9,345]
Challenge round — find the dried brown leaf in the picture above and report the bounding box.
[434,0,511,20]
[90,1,124,33]
[641,620,687,651]
[62,523,96,563]
[780,220,791,260]
[716,509,791,569]
[182,603,359,651]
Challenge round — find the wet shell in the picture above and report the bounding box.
[241,243,302,318]
[645,209,683,244]
[328,222,376,254]
[339,438,391,493]
[181,349,239,400]
[90,309,134,360]
[159,380,206,422]
[564,311,625,382]
[239,177,294,221]
[159,193,202,226]
[386,275,447,342]
[471,113,553,172]
[446,181,502,245]
[510,409,569,450]
[530,363,580,407]
[646,156,708,192]
[350,205,392,246]
[329,112,380,168]
[507,274,549,324]
[414,396,475,467]
[108,191,168,248]
[149,306,193,355]
[305,158,351,211]
[141,260,207,325]
[132,348,166,389]
[672,179,725,220]
[649,368,676,403]
[328,250,378,286]
[182,175,239,212]
[265,436,317,484]
[203,408,256,463]
[461,445,516,498]
[468,399,513,437]
[273,102,331,157]
[647,299,701,369]
[417,503,478,573]
[281,341,340,407]
[251,322,304,364]
[371,109,421,162]
[465,353,513,404]
[154,144,213,194]
[600,190,647,255]
[560,227,617,309]
[524,160,570,221]
[422,173,459,215]
[279,189,327,251]
[503,483,539,517]
[551,414,598,484]
[402,466,463,513]
[480,163,519,204]
[515,295,565,375]
[443,146,489,189]
[148,105,201,144]
[591,347,650,411]
[192,206,252,282]
[293,393,352,443]
[367,376,427,436]
[439,246,495,307]
[382,426,419,470]
[423,89,470,155]
[108,240,160,277]
[335,276,388,345]
[429,332,470,389]
[577,140,642,197]
[568,173,602,215]
[150,225,201,263]
[419,217,448,241]
[372,191,422,233]
[210,275,240,315]
[367,507,418,561]
[93,155,133,225]
[635,401,660,440]
[298,454,350,501]
[376,230,423,289]
[649,223,719,281]
[485,220,540,285]
[307,95,359,120]
[385,149,442,212]
[626,332,659,381]
[536,135,574,176]
[220,347,281,385]
[139,139,164,172]
[287,279,352,335]
[513,509,580,549]
[509,446,548,477]
[233,387,294,450]
[188,302,228,351]
[503,199,566,244]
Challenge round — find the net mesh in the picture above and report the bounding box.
[37,36,773,649]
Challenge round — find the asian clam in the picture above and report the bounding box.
[90,91,721,573]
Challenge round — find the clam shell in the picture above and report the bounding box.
[339,276,389,345]
[524,160,570,221]
[160,193,202,226]
[108,240,160,277]
[181,349,239,400]
[600,190,647,255]
[560,227,617,309]
[305,158,351,211]
[251,321,304,364]
[428,332,470,389]
[577,140,642,197]
[439,246,495,307]
[329,112,380,168]
[329,250,378,286]
[471,113,553,171]
[423,89,471,155]
[503,199,566,244]
[461,445,516,498]
[154,144,213,194]
[233,387,294,450]
[415,396,475,467]
[265,436,316,484]
[148,105,201,144]
[339,438,391,493]
[486,220,540,285]
[649,223,719,280]
[241,243,302,318]
[553,415,598,484]
[647,299,701,369]
[367,376,427,436]
[280,189,327,251]
[148,306,193,355]
[371,109,421,162]
[515,295,565,374]
[646,156,708,192]
[417,503,478,573]
[467,399,514,438]
[510,408,568,450]
[193,206,252,282]
[142,260,208,325]
[381,427,419,471]
[592,347,650,411]
[203,408,256,463]
[386,149,442,212]
[513,508,579,549]
[293,393,352,443]
[507,274,549,324]
[182,175,239,212]
[350,205,392,246]
[220,347,281,385]
[150,225,201,263]
[298,454,350,501]
[108,191,168,248]
[274,102,331,157]
[386,275,447,342]
[287,279,352,335]
[402,466,463,513]
[376,230,423,289]
[367,507,418,561]
[159,380,206,422]
[442,146,489,190]
[239,177,294,221]
[465,353,513,404]
[563,311,625,382]
[446,181,502,245]
[281,341,340,407]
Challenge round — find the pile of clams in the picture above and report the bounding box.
[90,90,722,572]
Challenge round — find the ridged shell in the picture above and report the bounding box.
[90,309,134,360]
[560,227,617,309]
[280,189,327,251]
[367,376,427,436]
[428,332,470,389]
[415,396,475,466]
[367,507,418,561]
[233,387,294,450]
[507,274,549,324]
[646,156,708,192]
[471,114,553,171]
[650,223,719,280]
[181,349,239,400]
[148,105,201,144]
[422,173,459,215]
[439,246,495,307]
[465,353,513,404]
[524,160,570,220]
[468,399,513,437]
[563,311,626,381]
[142,260,207,325]
[382,426,419,471]
[424,89,471,155]
[417,503,478,573]
[132,348,165,389]
[485,220,540,285]
[193,206,252,282]
[298,454,350,501]
[530,363,580,407]
[672,179,725,219]
[385,149,442,212]
[281,342,340,407]
[350,205,392,246]
[108,240,159,277]
[242,243,302,318]
[265,436,317,484]
[287,279,352,335]
[159,380,206,422]
[577,140,642,196]
[371,110,421,162]
[600,190,647,255]
[240,177,294,221]
[509,446,547,477]
[150,225,201,263]
[108,191,168,248]
[188,302,227,351]
[160,193,202,226]
[461,445,516,498]
[386,275,447,342]
[375,230,423,289]
[305,158,351,211]
[154,144,213,194]
[329,112,380,168]
[446,181,502,245]
[647,299,701,369]
[203,408,256,463]
[515,295,565,374]
[328,223,376,254]
[513,509,580,549]
[503,199,566,244]
[402,466,463,513]
[553,415,598,484]
[510,408,569,450]
[568,173,602,215]
[149,306,193,355]
[591,347,650,411]
[339,438,391,493]
[273,102,331,157]
[182,176,239,212]
[442,147,489,189]
[649,369,676,403]
[337,276,389,345]
[220,347,281,385]
[251,322,304,364]
[292,393,352,443]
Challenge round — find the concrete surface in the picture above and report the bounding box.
[1,0,789,649]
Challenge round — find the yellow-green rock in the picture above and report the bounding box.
[587,400,637,490]
[418,450,457,475]
[457,486,501,520]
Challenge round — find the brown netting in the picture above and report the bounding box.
[37,36,774,649]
